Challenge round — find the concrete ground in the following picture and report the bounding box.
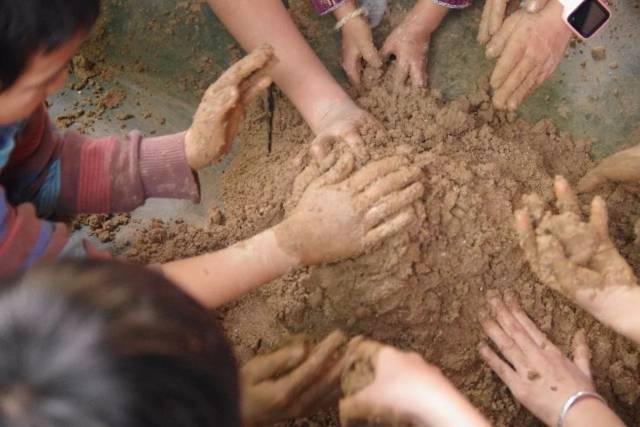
[50,0,640,248]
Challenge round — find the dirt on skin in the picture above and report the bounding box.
[114,63,640,426]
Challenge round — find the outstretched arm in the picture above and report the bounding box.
[162,153,424,308]
[207,0,377,157]
[207,0,350,133]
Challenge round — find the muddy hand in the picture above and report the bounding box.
[339,339,417,427]
[515,176,639,336]
[185,44,276,170]
[276,154,424,266]
[477,0,508,45]
[381,23,430,89]
[479,292,597,427]
[340,15,383,86]
[311,100,380,163]
[240,331,347,426]
[486,2,571,111]
[577,143,640,193]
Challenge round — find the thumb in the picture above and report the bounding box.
[361,43,383,68]
[577,168,608,193]
[572,329,593,381]
[241,340,309,385]
[310,134,337,162]
[525,0,550,13]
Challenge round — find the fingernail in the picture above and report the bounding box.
[478,307,491,322]
[526,2,538,13]
[486,289,500,303]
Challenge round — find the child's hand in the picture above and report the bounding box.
[185,44,276,170]
[515,176,640,338]
[477,0,508,44]
[485,2,571,110]
[381,0,448,89]
[240,331,346,426]
[312,99,380,162]
[277,152,424,266]
[479,292,597,427]
[340,339,489,427]
[381,23,430,88]
[578,143,640,193]
[340,15,383,86]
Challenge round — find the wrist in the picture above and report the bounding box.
[576,285,640,343]
[406,0,449,37]
[562,395,614,427]
[333,0,357,19]
[310,96,357,135]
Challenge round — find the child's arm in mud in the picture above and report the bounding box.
[206,0,376,157]
[515,176,640,345]
[381,0,450,88]
[161,153,424,308]
[333,0,382,86]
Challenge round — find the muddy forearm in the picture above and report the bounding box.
[206,0,351,133]
[160,226,299,308]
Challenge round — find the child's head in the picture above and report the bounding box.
[0,0,100,126]
[0,259,242,427]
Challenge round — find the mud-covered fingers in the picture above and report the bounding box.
[362,183,425,230]
[503,291,548,347]
[346,156,411,192]
[571,329,593,379]
[477,0,493,44]
[409,60,427,88]
[359,166,424,203]
[339,395,379,427]
[478,343,519,385]
[239,73,273,107]
[343,131,370,163]
[293,353,344,416]
[360,40,383,69]
[393,61,410,90]
[313,152,356,187]
[216,44,276,88]
[537,235,602,292]
[480,316,530,370]
[489,0,508,36]
[343,47,364,87]
[514,208,540,272]
[554,176,582,216]
[290,163,322,206]
[507,66,541,111]
[282,331,347,398]
[589,196,611,241]
[493,56,537,110]
[486,13,522,59]
[242,340,309,385]
[487,294,541,356]
[363,207,417,249]
[310,135,337,162]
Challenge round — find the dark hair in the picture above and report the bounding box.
[0,259,242,427]
[0,0,101,91]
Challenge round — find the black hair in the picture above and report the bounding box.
[0,0,101,91]
[0,259,242,427]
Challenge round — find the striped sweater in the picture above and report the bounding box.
[0,106,200,277]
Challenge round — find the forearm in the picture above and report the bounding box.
[207,0,352,133]
[160,224,299,308]
[563,398,626,427]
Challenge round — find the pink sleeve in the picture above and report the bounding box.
[57,130,200,216]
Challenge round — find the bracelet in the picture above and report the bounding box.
[334,7,368,31]
[557,391,607,427]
